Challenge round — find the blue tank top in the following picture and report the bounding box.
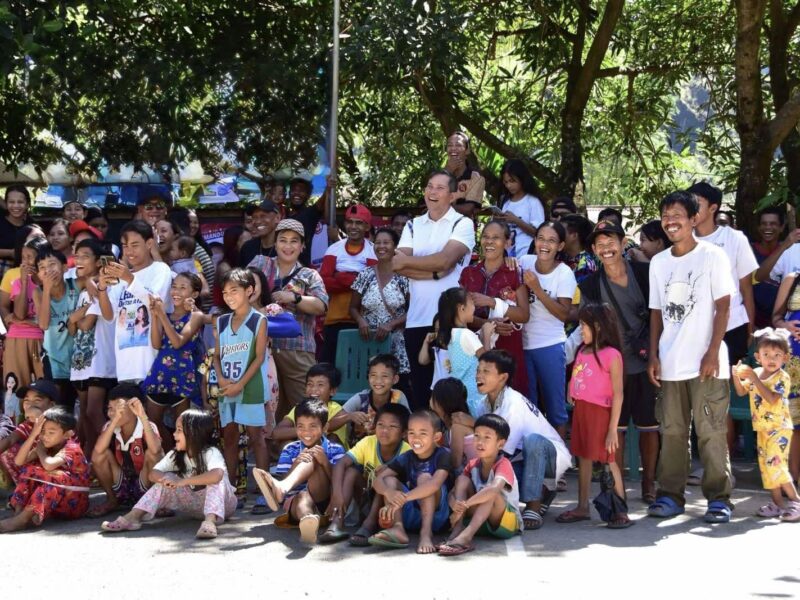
[218,308,269,405]
[44,278,80,379]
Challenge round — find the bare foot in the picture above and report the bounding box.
[417,533,438,554]
[0,509,35,533]
[446,531,474,548]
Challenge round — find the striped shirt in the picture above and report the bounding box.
[276,436,345,497]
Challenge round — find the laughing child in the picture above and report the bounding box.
[370,410,451,554]
[441,413,522,556]
[253,398,345,544]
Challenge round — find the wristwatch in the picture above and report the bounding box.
[293,292,302,305]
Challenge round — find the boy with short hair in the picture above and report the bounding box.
[94,220,173,384]
[271,363,349,447]
[0,379,58,487]
[0,406,90,532]
[340,354,409,447]
[441,413,522,556]
[88,384,164,517]
[34,247,80,406]
[474,350,571,531]
[320,403,411,545]
[370,409,451,554]
[253,399,345,544]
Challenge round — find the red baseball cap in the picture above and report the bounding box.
[69,219,104,240]
[345,203,372,224]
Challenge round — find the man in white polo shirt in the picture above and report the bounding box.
[393,170,476,409]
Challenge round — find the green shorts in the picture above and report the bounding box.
[467,502,521,539]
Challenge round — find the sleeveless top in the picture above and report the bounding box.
[142,312,201,398]
[447,328,483,415]
[44,278,80,379]
[218,308,270,405]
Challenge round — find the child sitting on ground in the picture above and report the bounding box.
[732,328,800,521]
[0,379,58,487]
[88,384,164,517]
[271,363,349,447]
[370,410,452,554]
[340,354,409,447]
[101,408,237,539]
[429,377,476,472]
[441,413,522,555]
[0,407,90,532]
[253,399,346,544]
[320,403,411,546]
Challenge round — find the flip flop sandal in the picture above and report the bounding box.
[274,513,298,529]
[607,513,634,529]
[299,514,320,544]
[522,509,544,530]
[438,542,475,556]
[704,501,732,524]
[647,497,685,519]
[318,522,349,544]
[252,468,281,512]
[757,501,783,518]
[196,521,218,539]
[251,496,273,515]
[781,501,800,523]
[555,510,590,524]
[349,527,373,547]
[368,529,409,549]
[101,516,142,533]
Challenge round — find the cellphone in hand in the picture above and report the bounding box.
[100,255,120,285]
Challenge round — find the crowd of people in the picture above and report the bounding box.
[1,133,799,556]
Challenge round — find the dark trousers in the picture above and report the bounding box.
[404,326,434,411]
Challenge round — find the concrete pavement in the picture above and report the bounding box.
[2,461,798,599]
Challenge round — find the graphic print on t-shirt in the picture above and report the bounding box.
[116,290,151,350]
[663,271,701,323]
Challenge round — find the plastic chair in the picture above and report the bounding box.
[332,329,392,404]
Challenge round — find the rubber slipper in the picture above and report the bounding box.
[101,516,142,533]
[522,509,543,530]
[438,542,475,556]
[349,526,373,547]
[368,529,409,549]
[318,522,349,544]
[704,500,732,524]
[196,521,218,539]
[781,501,800,523]
[252,468,281,512]
[274,513,298,529]
[299,514,320,544]
[647,496,685,519]
[251,496,273,515]
[756,501,782,518]
[555,510,590,524]
[607,513,634,529]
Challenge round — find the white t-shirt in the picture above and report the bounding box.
[474,386,571,484]
[770,243,800,283]
[398,207,476,328]
[649,241,736,380]
[324,238,376,272]
[518,257,576,350]
[154,446,227,476]
[696,226,758,330]
[90,261,173,382]
[72,290,117,380]
[502,194,545,258]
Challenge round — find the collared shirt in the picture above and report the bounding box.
[247,256,329,353]
[276,436,345,497]
[398,206,476,328]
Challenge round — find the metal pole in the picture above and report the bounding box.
[328,0,340,228]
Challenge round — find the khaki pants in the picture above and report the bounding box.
[657,377,732,506]
[272,349,316,421]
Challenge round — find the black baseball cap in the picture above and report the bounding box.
[587,219,626,245]
[108,383,143,401]
[16,379,61,404]
[252,199,280,214]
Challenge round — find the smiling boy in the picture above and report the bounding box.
[370,410,451,554]
[254,399,345,544]
[441,413,522,556]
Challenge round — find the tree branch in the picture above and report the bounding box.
[768,90,800,150]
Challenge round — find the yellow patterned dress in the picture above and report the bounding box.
[750,369,794,490]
